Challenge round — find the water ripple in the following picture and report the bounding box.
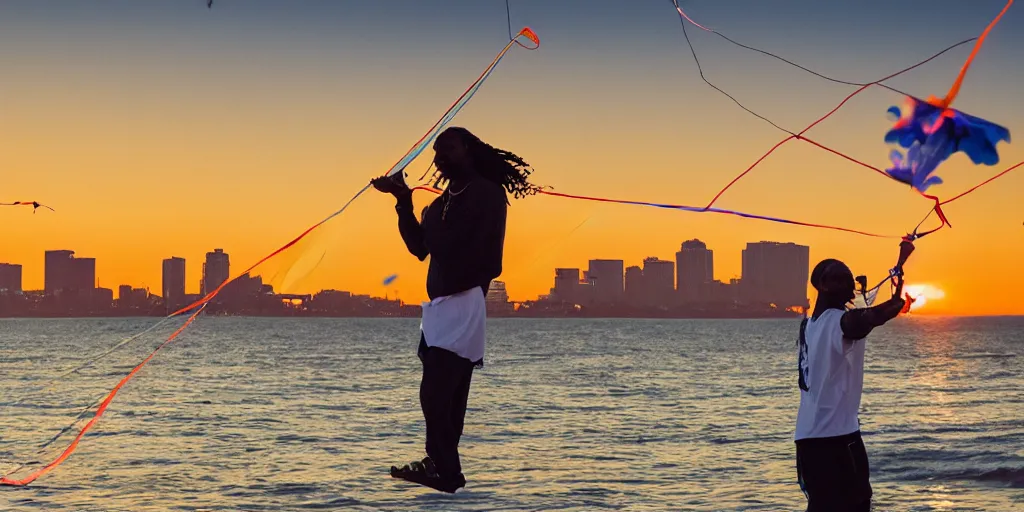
[0,316,1021,510]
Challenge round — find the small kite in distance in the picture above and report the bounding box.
[1,201,55,213]
[382,274,398,286]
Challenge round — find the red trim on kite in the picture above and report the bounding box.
[1,201,54,213]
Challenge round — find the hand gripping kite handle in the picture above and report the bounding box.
[892,240,916,299]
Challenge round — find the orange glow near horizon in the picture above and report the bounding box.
[904,284,946,313]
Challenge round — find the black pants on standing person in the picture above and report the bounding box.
[796,431,873,512]
[418,335,475,479]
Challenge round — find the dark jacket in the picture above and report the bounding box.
[394,177,508,300]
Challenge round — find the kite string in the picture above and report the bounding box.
[672,4,794,135]
[671,1,1018,232]
[940,160,1024,205]
[413,5,1024,246]
[506,0,513,42]
[410,185,898,238]
[670,0,976,97]
[671,1,1015,239]
[697,42,978,211]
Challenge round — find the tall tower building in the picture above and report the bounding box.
[552,268,582,304]
[642,257,675,307]
[44,250,74,295]
[587,259,624,305]
[741,241,810,308]
[202,249,230,296]
[162,257,186,309]
[624,265,644,306]
[44,250,95,295]
[676,239,713,303]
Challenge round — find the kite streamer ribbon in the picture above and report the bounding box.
[933,0,1014,110]
[1,201,54,213]
[0,304,207,487]
[0,27,539,487]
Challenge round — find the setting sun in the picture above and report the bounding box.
[903,284,946,312]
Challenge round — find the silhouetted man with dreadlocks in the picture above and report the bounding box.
[372,126,539,493]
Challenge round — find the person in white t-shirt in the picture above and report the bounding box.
[795,258,906,511]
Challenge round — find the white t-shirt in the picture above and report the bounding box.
[420,287,487,363]
[794,309,866,441]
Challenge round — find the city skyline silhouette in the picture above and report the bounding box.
[1,237,815,319]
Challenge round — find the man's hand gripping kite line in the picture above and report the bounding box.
[0,26,540,487]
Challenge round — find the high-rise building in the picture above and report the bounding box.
[741,241,810,308]
[624,265,644,306]
[202,249,230,296]
[0,263,22,294]
[71,257,96,290]
[44,250,73,295]
[552,268,582,304]
[587,259,624,305]
[162,257,186,309]
[44,250,95,295]
[676,239,713,304]
[642,257,675,307]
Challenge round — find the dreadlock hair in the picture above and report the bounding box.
[431,127,542,203]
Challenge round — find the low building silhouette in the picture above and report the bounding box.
[0,263,22,294]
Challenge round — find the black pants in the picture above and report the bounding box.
[418,338,475,478]
[796,430,872,512]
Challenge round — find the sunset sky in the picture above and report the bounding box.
[2,0,1021,315]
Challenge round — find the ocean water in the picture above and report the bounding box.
[0,316,1022,511]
